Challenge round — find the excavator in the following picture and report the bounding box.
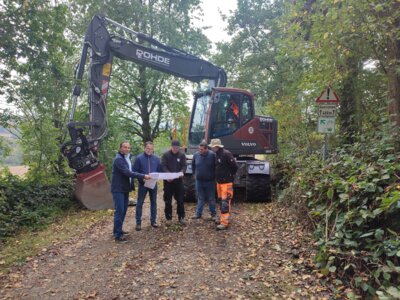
[61,14,277,210]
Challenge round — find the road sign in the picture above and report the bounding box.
[318,117,335,133]
[318,105,337,117]
[316,87,340,104]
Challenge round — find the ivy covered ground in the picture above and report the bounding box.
[280,139,400,299]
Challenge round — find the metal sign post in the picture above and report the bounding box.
[322,134,328,160]
[316,87,340,160]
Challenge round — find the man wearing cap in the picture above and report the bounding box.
[209,138,238,230]
[161,140,187,226]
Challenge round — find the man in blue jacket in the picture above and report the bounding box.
[111,141,150,243]
[191,141,217,221]
[133,141,161,231]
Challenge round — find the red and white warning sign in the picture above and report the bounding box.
[316,87,340,104]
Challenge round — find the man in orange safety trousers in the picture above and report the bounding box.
[209,138,238,230]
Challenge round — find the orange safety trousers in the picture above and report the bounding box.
[216,182,233,226]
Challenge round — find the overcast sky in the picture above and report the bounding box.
[195,0,237,45]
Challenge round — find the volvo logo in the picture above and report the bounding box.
[248,126,254,134]
[241,142,257,147]
[136,49,170,66]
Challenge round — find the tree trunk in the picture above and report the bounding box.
[387,35,400,152]
[339,54,360,144]
[137,66,153,143]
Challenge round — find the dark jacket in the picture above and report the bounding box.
[215,147,238,184]
[192,150,216,182]
[133,152,161,185]
[161,150,187,181]
[111,152,145,193]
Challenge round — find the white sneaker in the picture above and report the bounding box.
[216,224,228,231]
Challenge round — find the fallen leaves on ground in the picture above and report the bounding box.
[0,198,340,299]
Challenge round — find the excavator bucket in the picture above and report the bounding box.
[74,164,113,210]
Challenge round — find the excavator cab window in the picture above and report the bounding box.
[241,95,252,125]
[189,93,210,145]
[210,92,242,138]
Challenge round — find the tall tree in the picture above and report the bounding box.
[69,0,210,146]
[282,0,400,148]
[214,0,316,155]
[0,1,73,177]
[214,0,300,105]
[383,1,400,150]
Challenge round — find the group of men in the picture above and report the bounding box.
[110,138,238,243]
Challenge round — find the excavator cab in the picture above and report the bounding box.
[187,88,278,156]
[185,87,278,202]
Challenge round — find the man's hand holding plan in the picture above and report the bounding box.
[144,172,184,189]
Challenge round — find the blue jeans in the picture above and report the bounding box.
[195,180,216,217]
[136,184,157,225]
[112,192,129,238]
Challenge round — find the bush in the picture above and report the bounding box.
[0,172,75,241]
[280,137,400,298]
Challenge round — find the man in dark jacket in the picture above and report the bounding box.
[161,140,187,226]
[209,138,238,230]
[133,141,161,231]
[191,141,217,221]
[111,141,150,243]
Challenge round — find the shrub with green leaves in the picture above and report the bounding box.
[0,173,75,241]
[282,138,400,298]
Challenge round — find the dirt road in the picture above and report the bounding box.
[0,197,334,299]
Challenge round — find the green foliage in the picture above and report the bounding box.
[0,136,23,166]
[222,1,400,297]
[281,136,400,298]
[0,1,74,178]
[0,136,11,159]
[280,0,400,148]
[0,172,75,241]
[215,0,301,106]
[69,0,209,145]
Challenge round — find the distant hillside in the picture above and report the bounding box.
[0,134,23,166]
[0,126,17,139]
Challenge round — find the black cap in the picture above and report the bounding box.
[171,140,180,147]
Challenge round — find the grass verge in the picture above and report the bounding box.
[0,207,112,275]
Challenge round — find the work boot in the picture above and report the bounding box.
[135,225,141,231]
[216,224,228,231]
[115,236,128,243]
[191,215,201,219]
[151,223,160,228]
[165,219,173,227]
[179,218,187,226]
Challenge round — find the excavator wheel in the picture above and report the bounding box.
[245,174,271,202]
[183,174,196,202]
